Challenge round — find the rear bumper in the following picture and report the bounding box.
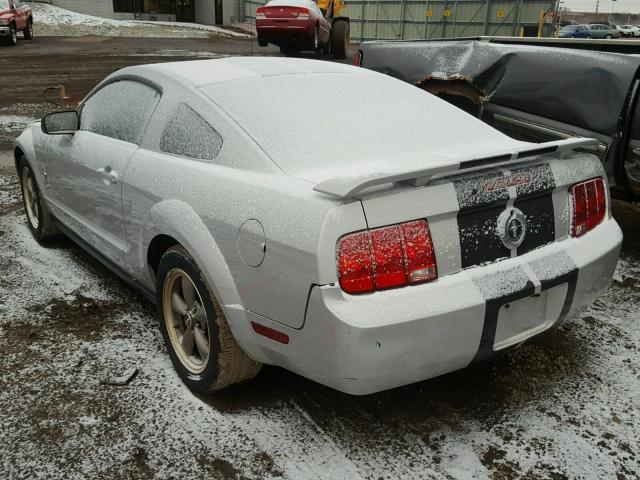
[236,218,622,395]
[0,26,11,37]
[256,19,315,45]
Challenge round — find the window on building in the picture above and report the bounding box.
[80,80,161,145]
[160,104,223,161]
[113,0,195,15]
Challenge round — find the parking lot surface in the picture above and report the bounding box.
[0,36,639,480]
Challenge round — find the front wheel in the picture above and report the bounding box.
[18,157,58,243]
[606,34,613,39]
[7,24,17,46]
[157,245,262,393]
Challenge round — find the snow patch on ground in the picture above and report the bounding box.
[32,3,251,38]
[0,115,38,133]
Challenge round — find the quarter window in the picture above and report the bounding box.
[80,80,161,145]
[160,104,223,161]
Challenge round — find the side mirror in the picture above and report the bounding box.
[41,111,79,135]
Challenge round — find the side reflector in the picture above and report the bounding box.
[251,322,290,344]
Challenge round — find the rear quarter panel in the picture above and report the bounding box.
[122,91,366,329]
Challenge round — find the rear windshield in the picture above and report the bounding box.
[201,71,510,177]
[561,25,578,31]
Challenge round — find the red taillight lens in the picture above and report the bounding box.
[371,225,406,289]
[337,231,374,293]
[337,219,437,294]
[256,6,264,13]
[570,177,606,237]
[402,220,438,283]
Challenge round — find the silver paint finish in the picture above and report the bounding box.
[13,57,623,395]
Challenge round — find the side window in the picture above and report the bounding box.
[159,104,223,161]
[80,80,161,145]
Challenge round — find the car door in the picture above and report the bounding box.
[46,79,161,265]
[622,91,640,197]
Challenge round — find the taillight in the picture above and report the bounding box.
[353,50,363,67]
[570,177,606,237]
[337,231,374,293]
[256,6,265,18]
[337,219,437,294]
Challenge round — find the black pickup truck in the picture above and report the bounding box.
[356,37,640,201]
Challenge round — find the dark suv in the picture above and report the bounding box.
[0,0,33,46]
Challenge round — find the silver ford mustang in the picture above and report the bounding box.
[14,57,622,395]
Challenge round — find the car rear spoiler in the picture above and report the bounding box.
[313,138,600,198]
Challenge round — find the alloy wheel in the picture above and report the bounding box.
[21,166,40,230]
[163,268,210,374]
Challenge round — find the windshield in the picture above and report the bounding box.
[0,0,10,10]
[561,25,578,32]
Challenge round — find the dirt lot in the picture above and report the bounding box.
[0,36,639,480]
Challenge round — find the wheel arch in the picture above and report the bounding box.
[140,199,242,309]
[13,127,39,181]
[14,145,25,173]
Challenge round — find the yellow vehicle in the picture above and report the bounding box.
[319,0,350,59]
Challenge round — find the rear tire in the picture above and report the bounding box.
[257,35,268,47]
[157,245,262,393]
[331,19,349,59]
[23,20,33,40]
[18,157,59,244]
[606,34,613,39]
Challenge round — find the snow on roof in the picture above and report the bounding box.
[265,0,323,10]
[197,61,518,181]
[144,57,354,87]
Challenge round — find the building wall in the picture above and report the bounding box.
[51,0,118,19]
[50,0,237,24]
[195,0,216,24]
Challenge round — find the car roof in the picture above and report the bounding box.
[137,57,353,88]
[265,0,320,9]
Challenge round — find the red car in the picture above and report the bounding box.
[0,0,33,46]
[256,0,337,57]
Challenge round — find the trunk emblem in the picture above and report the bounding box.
[485,173,532,192]
[497,207,527,250]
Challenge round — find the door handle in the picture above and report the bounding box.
[97,166,118,185]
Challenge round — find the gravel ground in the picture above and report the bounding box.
[0,35,639,480]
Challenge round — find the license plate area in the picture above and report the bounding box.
[494,283,568,351]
